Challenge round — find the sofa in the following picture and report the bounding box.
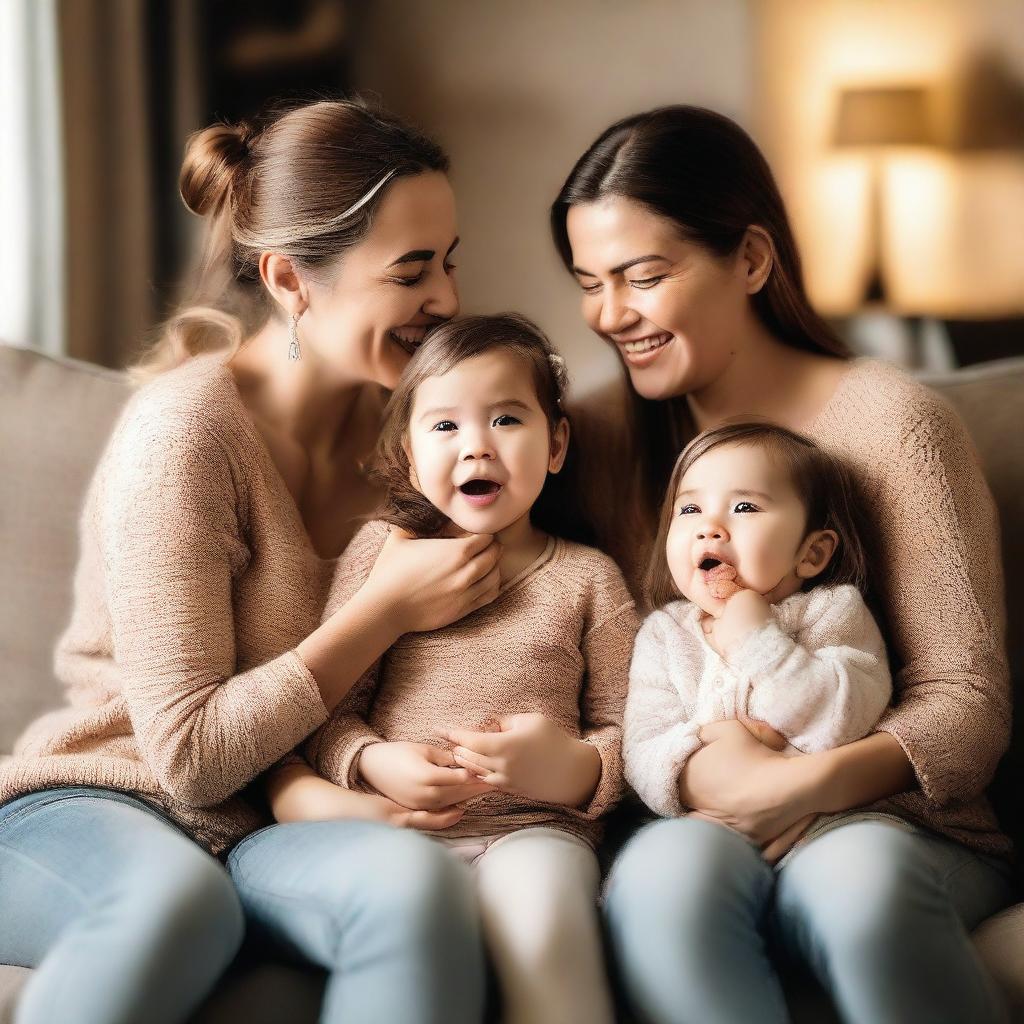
[1,341,1023,1022]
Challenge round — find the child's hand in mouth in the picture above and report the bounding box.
[704,587,773,657]
[698,555,741,601]
[704,561,740,601]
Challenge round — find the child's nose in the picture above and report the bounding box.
[696,521,729,542]
[460,435,496,461]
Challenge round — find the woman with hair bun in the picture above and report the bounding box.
[0,99,490,1024]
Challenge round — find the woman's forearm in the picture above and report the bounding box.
[804,732,917,813]
[297,583,402,712]
[266,759,332,821]
[266,758,379,823]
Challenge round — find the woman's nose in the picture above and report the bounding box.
[597,285,636,336]
[422,266,459,320]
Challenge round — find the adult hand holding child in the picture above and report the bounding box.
[363,527,503,635]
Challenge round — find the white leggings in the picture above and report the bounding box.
[439,827,614,1024]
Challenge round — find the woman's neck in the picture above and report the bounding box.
[228,321,369,455]
[685,321,846,434]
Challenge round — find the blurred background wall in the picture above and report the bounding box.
[1,0,1021,385]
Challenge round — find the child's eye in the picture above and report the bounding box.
[628,276,665,290]
[492,414,520,427]
[578,280,601,294]
[678,504,699,516]
[431,420,457,432]
[733,501,760,513]
[443,262,457,274]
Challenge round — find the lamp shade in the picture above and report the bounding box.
[833,86,937,147]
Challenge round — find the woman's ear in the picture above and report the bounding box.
[259,251,310,318]
[740,227,774,295]
[795,529,839,580]
[548,416,571,474]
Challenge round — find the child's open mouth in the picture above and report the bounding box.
[458,479,503,509]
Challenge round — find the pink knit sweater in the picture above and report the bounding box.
[305,520,639,847]
[0,355,332,855]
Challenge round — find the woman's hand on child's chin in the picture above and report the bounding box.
[362,527,502,634]
[679,719,816,846]
[446,713,601,808]
[357,740,496,811]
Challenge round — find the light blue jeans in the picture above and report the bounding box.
[604,816,1016,1024]
[0,786,244,1024]
[227,819,485,1024]
[0,788,486,1024]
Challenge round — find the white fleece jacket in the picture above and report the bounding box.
[624,584,892,818]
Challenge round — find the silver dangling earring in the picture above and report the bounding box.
[288,313,302,362]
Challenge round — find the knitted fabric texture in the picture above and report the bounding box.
[625,584,892,817]
[0,355,332,855]
[801,358,1012,857]
[306,519,639,847]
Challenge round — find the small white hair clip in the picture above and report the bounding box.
[547,352,568,406]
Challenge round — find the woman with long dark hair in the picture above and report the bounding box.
[553,105,1014,1022]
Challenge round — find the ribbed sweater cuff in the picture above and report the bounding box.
[317,729,385,790]
[286,649,332,731]
[575,736,622,820]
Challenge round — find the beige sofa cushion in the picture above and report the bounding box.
[0,344,131,751]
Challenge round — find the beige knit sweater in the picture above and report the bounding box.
[305,520,639,847]
[808,359,1012,858]
[0,355,332,855]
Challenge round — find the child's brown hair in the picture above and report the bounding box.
[373,313,592,543]
[644,422,869,609]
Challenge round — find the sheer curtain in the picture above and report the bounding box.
[0,0,65,357]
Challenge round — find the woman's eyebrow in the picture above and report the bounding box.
[572,254,669,277]
[389,249,434,267]
[389,237,460,269]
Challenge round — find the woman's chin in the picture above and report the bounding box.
[626,366,690,402]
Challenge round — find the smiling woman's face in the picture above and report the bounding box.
[303,170,460,390]
[566,195,751,401]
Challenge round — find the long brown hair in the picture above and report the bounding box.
[644,422,868,611]
[373,313,593,544]
[551,105,849,550]
[134,98,448,376]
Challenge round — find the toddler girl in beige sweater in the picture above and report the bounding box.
[624,422,892,861]
[274,314,638,1024]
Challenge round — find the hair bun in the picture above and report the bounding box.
[179,121,253,217]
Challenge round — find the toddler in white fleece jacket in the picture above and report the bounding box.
[624,422,891,836]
